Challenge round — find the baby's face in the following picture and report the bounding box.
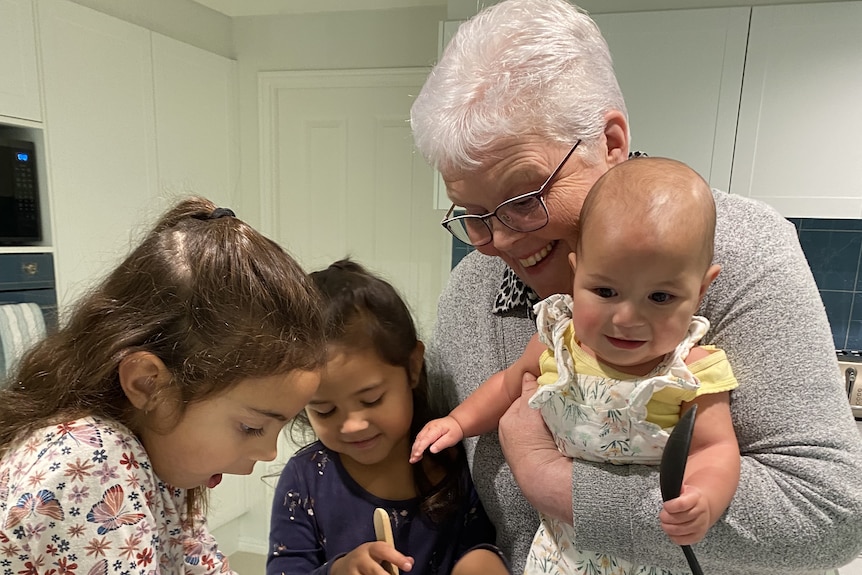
[569,226,715,375]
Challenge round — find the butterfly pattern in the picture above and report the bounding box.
[0,416,235,575]
[87,484,146,534]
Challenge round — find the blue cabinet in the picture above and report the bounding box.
[0,252,57,329]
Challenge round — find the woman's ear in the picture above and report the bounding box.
[408,341,426,388]
[603,109,630,167]
[568,252,578,275]
[119,351,171,411]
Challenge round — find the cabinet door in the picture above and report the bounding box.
[593,8,749,192]
[731,2,862,218]
[152,33,238,210]
[37,0,159,310]
[0,0,41,122]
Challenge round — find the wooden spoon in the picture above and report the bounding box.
[659,404,704,575]
[373,507,399,575]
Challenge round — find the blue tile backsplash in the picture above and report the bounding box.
[450,217,862,350]
[789,218,862,350]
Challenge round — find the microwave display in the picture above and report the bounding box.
[0,138,41,245]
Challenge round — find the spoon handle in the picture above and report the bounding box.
[682,544,704,575]
[373,508,399,575]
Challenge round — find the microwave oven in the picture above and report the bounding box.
[0,138,41,245]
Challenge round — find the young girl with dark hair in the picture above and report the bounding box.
[267,259,509,575]
[0,197,326,574]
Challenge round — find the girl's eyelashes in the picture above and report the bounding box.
[360,395,384,407]
[308,406,335,418]
[240,423,266,437]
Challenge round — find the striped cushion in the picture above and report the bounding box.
[0,302,46,381]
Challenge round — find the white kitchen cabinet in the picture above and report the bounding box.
[593,8,749,193]
[731,2,862,219]
[37,0,240,310]
[152,33,238,210]
[0,0,42,122]
[38,0,159,310]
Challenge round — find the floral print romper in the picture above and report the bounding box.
[523,294,737,575]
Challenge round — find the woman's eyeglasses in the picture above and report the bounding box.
[441,140,581,247]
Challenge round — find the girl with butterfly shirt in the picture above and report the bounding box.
[267,259,510,575]
[0,197,325,574]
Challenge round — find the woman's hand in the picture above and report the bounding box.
[330,542,414,575]
[499,372,574,524]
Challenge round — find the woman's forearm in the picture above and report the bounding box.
[498,372,574,524]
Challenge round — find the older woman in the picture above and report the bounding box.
[410,1,862,574]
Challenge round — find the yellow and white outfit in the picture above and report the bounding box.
[524,294,738,575]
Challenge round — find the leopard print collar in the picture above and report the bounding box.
[491,151,648,319]
[492,267,540,318]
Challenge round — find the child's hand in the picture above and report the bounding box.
[409,416,464,463]
[659,484,712,545]
[330,541,414,575]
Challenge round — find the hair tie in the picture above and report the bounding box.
[209,207,236,219]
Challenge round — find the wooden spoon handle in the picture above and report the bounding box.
[373,508,399,575]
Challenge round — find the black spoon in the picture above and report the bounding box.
[659,403,704,575]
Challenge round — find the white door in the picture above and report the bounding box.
[259,68,448,339]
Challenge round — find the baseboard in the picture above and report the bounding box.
[238,535,268,555]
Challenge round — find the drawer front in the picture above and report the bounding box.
[0,252,54,290]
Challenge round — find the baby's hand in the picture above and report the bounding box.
[330,541,414,575]
[409,416,464,463]
[659,485,712,545]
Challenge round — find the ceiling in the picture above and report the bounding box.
[190,0,447,17]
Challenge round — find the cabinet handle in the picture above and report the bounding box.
[22,262,38,276]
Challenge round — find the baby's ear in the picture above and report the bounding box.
[700,264,721,300]
[118,351,171,411]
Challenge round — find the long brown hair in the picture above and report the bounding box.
[0,197,326,515]
[293,258,465,522]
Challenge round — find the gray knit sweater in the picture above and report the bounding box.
[428,190,862,575]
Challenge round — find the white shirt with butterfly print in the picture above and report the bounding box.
[0,416,234,574]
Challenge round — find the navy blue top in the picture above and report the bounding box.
[266,440,498,575]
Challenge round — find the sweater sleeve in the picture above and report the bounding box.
[570,192,862,573]
[266,457,332,575]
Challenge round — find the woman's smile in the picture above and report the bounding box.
[518,241,556,268]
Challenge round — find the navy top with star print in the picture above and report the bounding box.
[266,441,500,575]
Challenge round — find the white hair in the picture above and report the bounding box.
[410,0,628,172]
